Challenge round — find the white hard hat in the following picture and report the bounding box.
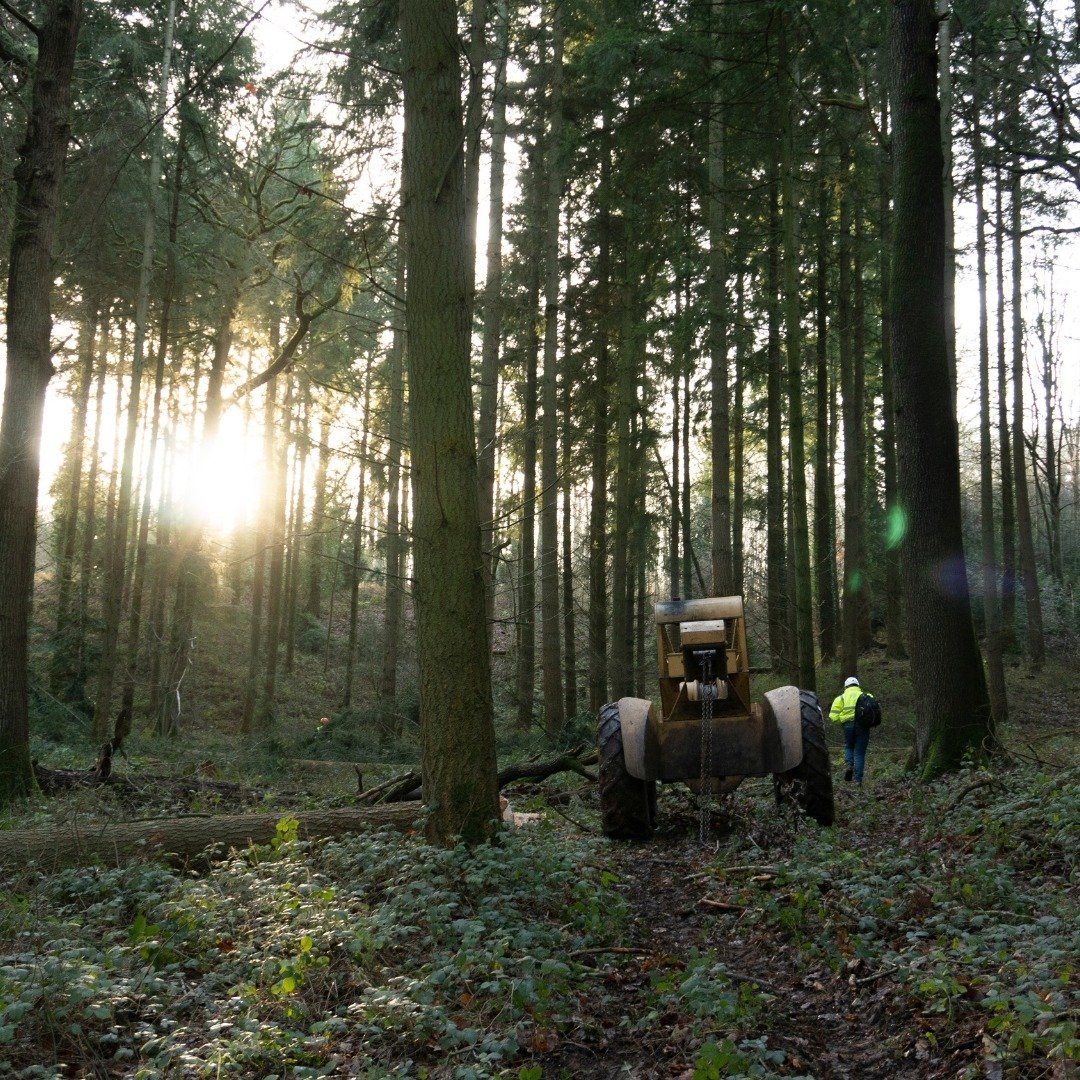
[844,676,860,688]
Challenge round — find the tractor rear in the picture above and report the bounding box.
[597,595,834,838]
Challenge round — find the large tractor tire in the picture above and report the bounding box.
[597,702,656,839]
[774,690,835,826]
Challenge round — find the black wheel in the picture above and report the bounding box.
[597,702,656,839]
[774,690,835,826]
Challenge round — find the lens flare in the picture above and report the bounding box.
[885,504,908,549]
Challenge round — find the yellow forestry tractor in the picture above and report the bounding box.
[597,596,834,838]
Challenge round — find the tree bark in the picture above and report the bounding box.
[973,85,1008,728]
[765,160,787,673]
[561,270,578,721]
[50,296,98,699]
[853,194,872,652]
[0,0,83,804]
[937,0,957,407]
[305,403,332,620]
[539,5,565,735]
[378,251,407,739]
[708,2,732,596]
[838,140,861,679]
[779,17,815,692]
[241,377,276,734]
[283,383,309,674]
[1010,167,1045,670]
[732,270,745,598]
[257,375,291,729]
[0,805,421,871]
[611,239,643,697]
[879,99,905,660]
[669,287,683,600]
[515,150,542,729]
[476,0,510,624]
[890,0,993,775]
[814,178,838,664]
[993,156,1016,649]
[587,116,613,712]
[343,358,373,708]
[400,0,499,845]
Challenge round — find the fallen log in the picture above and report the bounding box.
[360,749,599,806]
[357,770,422,805]
[498,749,598,786]
[0,804,420,872]
[5,748,601,871]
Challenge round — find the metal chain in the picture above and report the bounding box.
[698,651,715,844]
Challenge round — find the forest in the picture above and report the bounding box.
[0,0,1077,1077]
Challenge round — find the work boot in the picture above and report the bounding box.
[844,765,854,782]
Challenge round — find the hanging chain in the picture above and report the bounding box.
[698,651,715,844]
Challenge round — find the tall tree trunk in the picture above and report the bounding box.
[937,0,957,406]
[78,315,111,704]
[539,5,565,735]
[343,359,373,709]
[463,0,487,314]
[993,162,1016,650]
[611,241,642,697]
[890,0,993,774]
[814,179,838,664]
[669,293,682,600]
[561,276,577,722]
[732,270,745,598]
[283,386,309,674]
[587,118,612,712]
[401,0,499,843]
[92,0,177,742]
[879,100,905,660]
[1034,299,1063,582]
[305,404,331,619]
[682,364,693,600]
[257,376,292,729]
[766,160,787,672]
[1010,167,1044,670]
[779,17,815,691]
[379,253,407,739]
[515,152,542,729]
[100,326,128,620]
[50,296,98,699]
[708,1,732,596]
[838,142,861,679]
[149,344,182,731]
[853,198,872,652]
[476,0,509,622]
[0,0,82,803]
[973,86,1008,727]
[241,379,276,734]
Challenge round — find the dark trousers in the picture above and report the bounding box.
[842,721,870,783]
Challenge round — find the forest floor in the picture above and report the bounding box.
[2,657,1079,1079]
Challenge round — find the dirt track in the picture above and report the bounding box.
[519,781,989,1080]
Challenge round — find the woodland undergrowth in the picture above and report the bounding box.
[3,654,1079,1078]
[0,755,1077,1079]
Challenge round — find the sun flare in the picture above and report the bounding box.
[180,413,264,535]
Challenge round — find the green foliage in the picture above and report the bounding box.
[295,612,328,655]
[0,829,624,1077]
[693,1037,802,1080]
[712,765,1080,1072]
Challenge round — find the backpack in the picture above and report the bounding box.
[854,693,882,729]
